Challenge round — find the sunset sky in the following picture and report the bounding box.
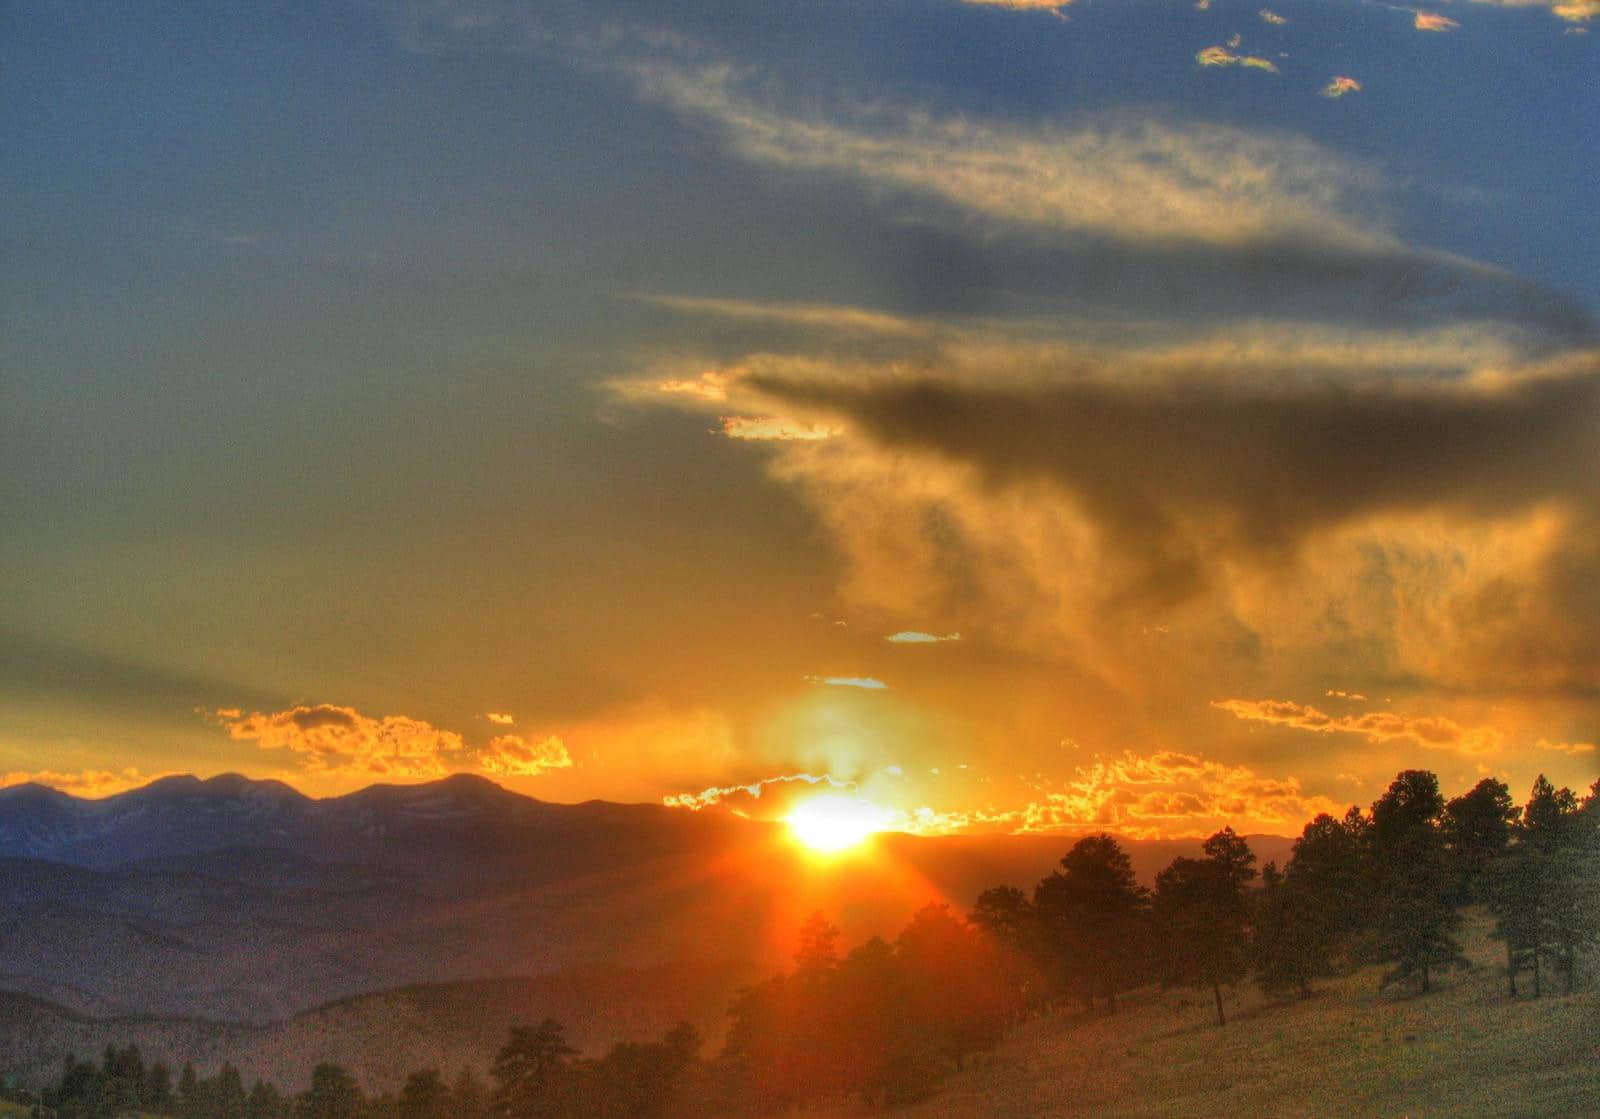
[4,0,1596,837]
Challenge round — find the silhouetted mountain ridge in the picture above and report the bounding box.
[0,772,1294,1029]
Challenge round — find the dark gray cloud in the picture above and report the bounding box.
[750,352,1600,604]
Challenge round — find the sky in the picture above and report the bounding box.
[3,0,1597,837]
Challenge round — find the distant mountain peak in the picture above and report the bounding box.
[0,782,76,803]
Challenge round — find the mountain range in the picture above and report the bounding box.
[0,773,1294,1088]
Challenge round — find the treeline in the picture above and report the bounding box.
[10,770,1596,1118]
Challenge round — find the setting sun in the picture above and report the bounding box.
[786,794,886,855]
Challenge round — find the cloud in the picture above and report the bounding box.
[1260,8,1289,23]
[213,704,574,780]
[805,675,889,689]
[1325,689,1369,702]
[485,711,515,725]
[721,415,842,441]
[632,61,1389,253]
[1413,10,1462,29]
[1468,0,1598,22]
[886,631,962,644]
[1195,46,1281,73]
[747,350,1600,599]
[664,771,850,814]
[1212,698,1505,755]
[962,0,1073,14]
[634,294,926,339]
[1322,76,1362,98]
[655,371,731,402]
[0,768,168,799]
[624,324,1599,696]
[478,733,573,776]
[1010,750,1345,839]
[1536,738,1596,755]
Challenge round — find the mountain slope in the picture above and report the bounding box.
[885,914,1599,1119]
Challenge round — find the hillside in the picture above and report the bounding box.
[0,960,760,1092]
[813,912,1600,1118]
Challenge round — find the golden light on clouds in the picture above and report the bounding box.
[213,704,572,785]
[0,768,169,799]
[1211,698,1505,756]
[1322,76,1362,98]
[720,415,842,441]
[1196,45,1281,72]
[1413,10,1462,30]
[961,0,1073,13]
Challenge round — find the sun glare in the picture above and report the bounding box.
[787,794,885,855]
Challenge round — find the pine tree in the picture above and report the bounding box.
[489,1021,577,1119]
[1371,771,1467,994]
[1253,862,1325,997]
[1033,834,1150,1012]
[296,1065,362,1119]
[1153,828,1257,1025]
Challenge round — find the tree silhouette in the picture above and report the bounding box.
[1442,777,1519,900]
[1371,771,1466,994]
[396,1071,448,1119]
[295,1066,362,1119]
[1153,828,1257,1025]
[1253,861,1324,998]
[490,1021,578,1119]
[970,885,1050,1019]
[1282,808,1375,967]
[1033,833,1149,1012]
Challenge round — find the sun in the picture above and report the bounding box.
[786,794,885,855]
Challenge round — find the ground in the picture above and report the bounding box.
[813,912,1600,1118]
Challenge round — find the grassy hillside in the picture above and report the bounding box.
[815,911,1599,1118]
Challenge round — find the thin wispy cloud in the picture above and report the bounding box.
[962,0,1073,14]
[1195,45,1281,72]
[1212,698,1505,755]
[805,675,889,690]
[1413,10,1462,30]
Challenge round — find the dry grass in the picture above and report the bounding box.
[815,912,1600,1118]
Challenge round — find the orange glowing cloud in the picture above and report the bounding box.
[485,711,515,725]
[721,415,842,441]
[1196,45,1280,72]
[0,768,171,799]
[1211,698,1505,755]
[962,0,1073,14]
[1413,10,1462,29]
[478,733,573,776]
[1010,750,1344,839]
[1537,738,1597,755]
[655,370,730,402]
[1469,0,1596,23]
[1322,76,1362,98]
[212,704,573,781]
